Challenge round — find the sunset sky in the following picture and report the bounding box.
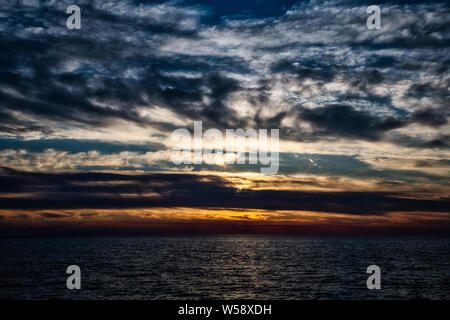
[0,0,449,235]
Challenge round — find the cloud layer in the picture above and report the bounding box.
[0,0,448,234]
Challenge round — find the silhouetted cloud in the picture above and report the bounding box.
[0,168,448,215]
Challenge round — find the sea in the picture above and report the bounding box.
[0,235,449,299]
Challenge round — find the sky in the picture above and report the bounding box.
[0,0,449,235]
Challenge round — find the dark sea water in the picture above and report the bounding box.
[0,236,449,299]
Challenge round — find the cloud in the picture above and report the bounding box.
[297,104,406,140]
[0,0,448,148]
[410,107,449,127]
[0,0,448,230]
[40,212,72,219]
[0,138,163,154]
[0,149,173,172]
[0,168,448,216]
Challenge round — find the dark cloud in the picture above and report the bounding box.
[40,213,71,219]
[0,0,448,149]
[200,73,242,127]
[0,1,208,132]
[0,1,448,239]
[0,168,448,215]
[421,137,449,148]
[297,104,406,140]
[410,108,448,127]
[12,213,30,219]
[79,212,98,217]
[0,109,54,135]
[367,55,398,68]
[406,83,449,100]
